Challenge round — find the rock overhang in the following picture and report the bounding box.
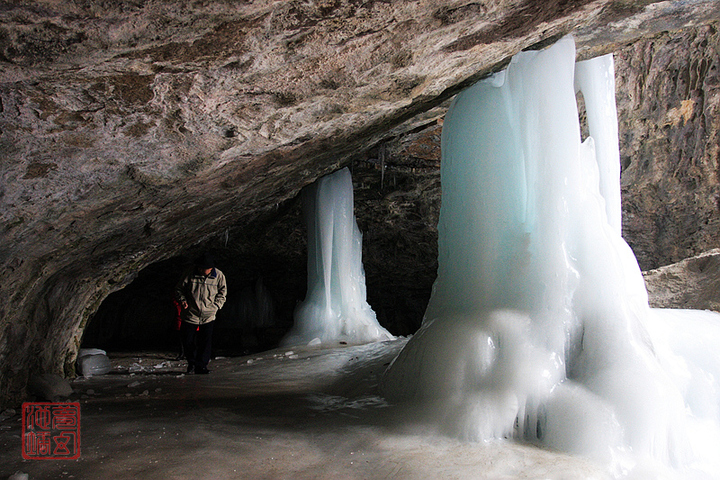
[0,0,719,407]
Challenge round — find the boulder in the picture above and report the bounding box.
[27,373,73,401]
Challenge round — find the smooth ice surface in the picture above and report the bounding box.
[77,353,112,377]
[283,167,393,346]
[575,54,622,234]
[0,345,617,480]
[382,36,720,478]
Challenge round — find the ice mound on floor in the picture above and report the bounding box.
[77,348,112,377]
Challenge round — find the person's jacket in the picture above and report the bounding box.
[174,268,227,325]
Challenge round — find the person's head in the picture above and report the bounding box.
[195,253,215,275]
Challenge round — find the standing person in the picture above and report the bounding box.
[174,253,227,374]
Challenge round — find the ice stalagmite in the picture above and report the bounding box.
[282,167,393,347]
[382,36,720,477]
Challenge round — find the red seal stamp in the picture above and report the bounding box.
[22,402,81,460]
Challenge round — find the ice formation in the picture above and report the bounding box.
[282,167,393,346]
[76,348,112,377]
[381,36,720,477]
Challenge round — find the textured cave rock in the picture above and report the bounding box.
[1,0,720,408]
[616,24,720,270]
[643,248,720,311]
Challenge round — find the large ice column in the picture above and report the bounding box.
[282,167,393,347]
[382,36,720,473]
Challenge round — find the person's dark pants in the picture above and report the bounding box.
[181,321,214,371]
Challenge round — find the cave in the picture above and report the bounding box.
[80,141,439,357]
[2,1,720,478]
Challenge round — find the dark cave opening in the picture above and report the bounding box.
[81,254,300,357]
[81,257,188,353]
[81,203,310,357]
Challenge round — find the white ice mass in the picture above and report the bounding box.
[381,36,720,478]
[282,167,393,346]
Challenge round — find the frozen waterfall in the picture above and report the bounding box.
[282,167,393,347]
[381,36,720,477]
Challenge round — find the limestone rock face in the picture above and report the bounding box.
[0,0,718,407]
[615,25,720,270]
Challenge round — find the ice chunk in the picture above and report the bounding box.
[77,351,112,377]
[78,348,106,357]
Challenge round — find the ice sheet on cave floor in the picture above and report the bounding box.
[0,340,624,480]
[3,331,719,479]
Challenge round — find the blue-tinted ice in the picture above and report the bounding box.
[382,36,720,478]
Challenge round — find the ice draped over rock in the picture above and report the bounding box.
[282,167,393,346]
[382,37,720,476]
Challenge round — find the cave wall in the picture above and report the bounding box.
[1,0,719,408]
[616,24,720,270]
[79,23,720,378]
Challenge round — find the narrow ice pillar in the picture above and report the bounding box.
[575,55,622,234]
[282,167,393,346]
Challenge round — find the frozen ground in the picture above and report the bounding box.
[1,340,612,480]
